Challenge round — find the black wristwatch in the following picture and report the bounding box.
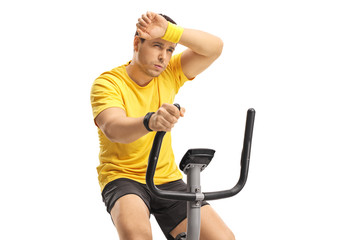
[143,112,155,131]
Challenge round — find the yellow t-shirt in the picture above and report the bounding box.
[90,53,191,192]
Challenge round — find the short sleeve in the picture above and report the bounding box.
[90,76,125,120]
[168,53,194,92]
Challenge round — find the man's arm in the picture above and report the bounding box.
[95,107,147,144]
[179,29,223,79]
[95,104,185,144]
[136,12,223,79]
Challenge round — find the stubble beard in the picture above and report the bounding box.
[141,63,164,79]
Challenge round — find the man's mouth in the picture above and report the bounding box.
[154,64,164,70]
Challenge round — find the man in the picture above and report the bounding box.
[91,12,234,240]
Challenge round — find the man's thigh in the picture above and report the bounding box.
[111,194,152,240]
[170,205,235,240]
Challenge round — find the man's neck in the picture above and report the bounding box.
[125,63,153,87]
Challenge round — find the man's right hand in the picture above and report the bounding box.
[136,11,168,41]
[149,103,185,132]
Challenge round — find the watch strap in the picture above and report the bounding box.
[143,112,155,132]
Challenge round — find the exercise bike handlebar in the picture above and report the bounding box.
[146,107,255,201]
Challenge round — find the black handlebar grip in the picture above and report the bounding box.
[174,103,181,111]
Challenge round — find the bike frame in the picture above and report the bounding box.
[146,108,255,239]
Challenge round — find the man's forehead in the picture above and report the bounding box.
[148,38,176,48]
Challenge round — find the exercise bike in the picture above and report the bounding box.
[146,105,255,240]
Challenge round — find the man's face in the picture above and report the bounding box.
[134,38,176,78]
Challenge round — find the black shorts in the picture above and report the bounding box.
[102,178,209,239]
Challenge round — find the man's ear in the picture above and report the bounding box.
[133,36,141,52]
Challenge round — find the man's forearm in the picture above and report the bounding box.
[97,104,184,144]
[102,116,149,144]
[179,28,223,58]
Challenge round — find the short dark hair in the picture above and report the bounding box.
[135,14,177,42]
[159,14,177,25]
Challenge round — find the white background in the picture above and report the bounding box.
[1,0,359,239]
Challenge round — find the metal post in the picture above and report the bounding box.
[185,164,204,240]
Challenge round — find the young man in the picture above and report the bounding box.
[91,12,235,240]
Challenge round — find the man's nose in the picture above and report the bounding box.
[158,50,166,62]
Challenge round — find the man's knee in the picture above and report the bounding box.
[199,205,236,240]
[120,229,152,240]
[112,211,152,240]
[115,220,152,240]
[205,230,235,240]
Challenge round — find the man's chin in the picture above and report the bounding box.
[148,70,163,78]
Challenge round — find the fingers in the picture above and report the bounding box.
[149,115,174,132]
[180,107,186,117]
[136,20,147,34]
[136,12,153,39]
[136,11,168,40]
[142,13,152,24]
[137,17,149,28]
[137,12,153,29]
[157,105,178,129]
[150,104,185,132]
